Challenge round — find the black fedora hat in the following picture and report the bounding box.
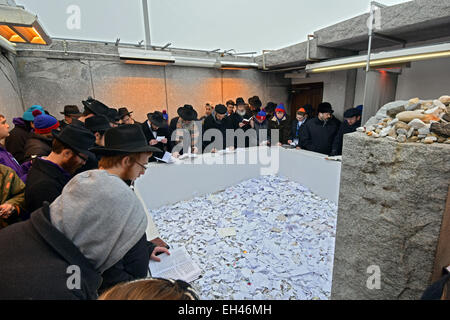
[60,105,82,116]
[90,124,163,156]
[52,125,96,160]
[85,115,111,133]
[118,107,133,119]
[147,111,165,128]
[236,97,245,106]
[106,108,120,124]
[215,104,227,115]
[82,98,110,116]
[177,105,198,121]
[318,102,334,114]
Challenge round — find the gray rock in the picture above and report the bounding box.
[405,103,421,111]
[430,122,450,138]
[443,113,450,122]
[332,132,450,300]
[396,129,408,136]
[396,134,407,143]
[386,105,406,118]
[418,127,430,136]
[408,119,426,129]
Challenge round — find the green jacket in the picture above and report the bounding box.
[0,164,26,229]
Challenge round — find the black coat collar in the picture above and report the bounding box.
[30,204,102,295]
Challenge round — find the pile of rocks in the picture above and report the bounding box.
[358,95,450,144]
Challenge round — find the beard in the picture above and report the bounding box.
[61,155,83,175]
[237,110,246,117]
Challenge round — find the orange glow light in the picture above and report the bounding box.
[0,25,25,43]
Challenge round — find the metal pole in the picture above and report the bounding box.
[142,0,151,50]
[362,2,376,125]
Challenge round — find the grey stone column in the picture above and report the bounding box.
[331,132,450,300]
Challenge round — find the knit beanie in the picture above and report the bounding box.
[23,105,45,122]
[33,110,60,134]
[256,110,267,122]
[162,110,169,121]
[275,104,286,114]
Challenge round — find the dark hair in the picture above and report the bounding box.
[98,278,200,300]
[226,100,235,107]
[52,139,71,155]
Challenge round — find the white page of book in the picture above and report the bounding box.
[149,247,201,283]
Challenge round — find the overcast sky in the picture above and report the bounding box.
[16,0,410,54]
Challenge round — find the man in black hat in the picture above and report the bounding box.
[90,124,170,293]
[106,108,121,127]
[330,108,359,156]
[141,111,170,160]
[202,104,234,153]
[59,105,82,129]
[118,107,137,125]
[169,105,201,157]
[78,97,110,123]
[25,125,96,214]
[300,102,341,155]
[73,115,112,172]
[248,96,262,117]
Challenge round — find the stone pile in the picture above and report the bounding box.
[358,95,450,145]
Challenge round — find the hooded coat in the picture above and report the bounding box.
[0,145,28,182]
[0,170,147,300]
[23,133,53,162]
[4,118,31,164]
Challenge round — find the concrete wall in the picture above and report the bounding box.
[0,52,23,127]
[395,57,450,100]
[331,132,450,300]
[13,45,289,122]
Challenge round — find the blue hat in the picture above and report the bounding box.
[275,104,286,113]
[356,105,363,114]
[33,111,60,134]
[23,105,45,121]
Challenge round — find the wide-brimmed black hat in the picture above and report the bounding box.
[318,102,334,114]
[264,102,277,113]
[215,104,227,115]
[52,125,96,160]
[82,98,110,117]
[60,105,82,116]
[177,105,198,121]
[118,107,133,119]
[249,96,262,108]
[90,124,162,156]
[85,115,111,133]
[106,108,120,124]
[236,97,245,106]
[147,111,165,128]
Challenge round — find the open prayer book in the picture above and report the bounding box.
[149,247,202,283]
[154,151,176,163]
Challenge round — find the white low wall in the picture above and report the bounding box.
[135,147,342,213]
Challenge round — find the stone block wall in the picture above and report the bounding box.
[331,132,450,299]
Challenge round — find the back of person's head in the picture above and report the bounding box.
[98,278,200,300]
[49,170,148,273]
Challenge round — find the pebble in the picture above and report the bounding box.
[409,97,420,105]
[387,118,399,127]
[379,127,391,137]
[439,95,450,105]
[408,136,419,143]
[430,122,450,138]
[396,128,408,136]
[396,111,426,123]
[356,127,366,133]
[418,126,430,135]
[386,136,397,142]
[423,137,435,144]
[408,119,426,129]
[405,103,421,111]
[434,100,446,109]
[407,128,415,138]
[394,121,410,131]
[396,134,407,143]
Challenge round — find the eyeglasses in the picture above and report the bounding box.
[135,161,148,171]
[72,150,88,162]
